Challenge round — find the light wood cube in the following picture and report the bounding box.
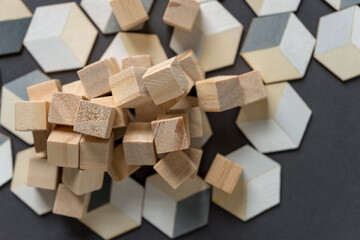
[48,92,83,126]
[110,0,149,31]
[0,133,13,187]
[151,117,190,154]
[183,147,202,178]
[177,49,204,81]
[47,126,83,168]
[143,57,188,105]
[212,145,281,221]
[23,3,97,72]
[236,82,312,153]
[62,80,88,99]
[77,58,120,99]
[169,106,203,138]
[33,130,51,153]
[74,100,116,139]
[154,151,196,189]
[53,183,90,218]
[135,99,166,122]
[27,79,61,102]
[121,54,151,70]
[241,12,315,83]
[163,0,200,32]
[239,70,267,106]
[15,101,49,131]
[246,0,301,16]
[62,168,104,195]
[143,174,210,238]
[109,66,150,108]
[123,122,157,166]
[79,134,114,171]
[26,154,60,190]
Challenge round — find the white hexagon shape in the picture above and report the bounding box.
[236,82,312,153]
[0,133,12,187]
[80,0,154,34]
[241,12,315,84]
[24,3,97,73]
[314,6,360,81]
[324,0,360,10]
[245,0,301,16]
[169,0,243,72]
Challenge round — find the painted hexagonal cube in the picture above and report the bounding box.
[245,0,301,16]
[0,133,12,187]
[324,0,359,10]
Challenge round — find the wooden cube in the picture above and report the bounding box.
[109,66,150,108]
[163,0,200,32]
[62,168,104,195]
[110,0,149,31]
[246,0,301,16]
[151,117,190,154]
[15,101,49,131]
[183,147,203,178]
[239,70,267,106]
[53,183,90,218]
[27,79,61,102]
[212,145,281,221]
[74,100,116,139]
[143,174,210,238]
[77,58,120,99]
[205,154,243,194]
[157,113,190,143]
[108,144,140,183]
[154,151,196,189]
[143,57,188,105]
[177,49,204,81]
[121,54,152,70]
[33,130,51,153]
[90,96,128,128]
[48,92,83,126]
[135,99,166,122]
[195,75,242,112]
[62,80,88,99]
[79,134,114,171]
[47,126,83,168]
[26,154,60,190]
[169,106,203,138]
[123,122,157,166]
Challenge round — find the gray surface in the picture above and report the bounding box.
[341,0,360,9]
[0,0,360,240]
[0,17,31,56]
[241,12,290,53]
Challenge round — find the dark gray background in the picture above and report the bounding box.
[1,0,359,239]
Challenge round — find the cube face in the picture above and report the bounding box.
[324,0,360,10]
[0,0,32,22]
[135,99,166,122]
[62,168,104,195]
[48,92,83,126]
[170,107,203,138]
[236,82,312,153]
[27,79,61,102]
[24,3,97,73]
[163,0,200,32]
[121,55,152,70]
[62,80,88,99]
[0,134,12,187]
[246,0,301,16]
[33,130,51,153]
[27,156,59,190]
[15,101,49,131]
[190,111,213,148]
[177,49,205,82]
[0,18,31,56]
[239,70,267,106]
[315,6,360,81]
[241,13,315,83]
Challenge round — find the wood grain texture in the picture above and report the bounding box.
[78,58,120,99]
[151,116,190,154]
[62,168,104,195]
[32,130,51,153]
[121,55,152,70]
[153,151,196,189]
[53,183,90,218]
[27,79,61,102]
[169,106,203,138]
[62,80,88,99]
[48,92,83,126]
[135,99,166,122]
[110,0,149,31]
[15,101,49,131]
[143,57,188,105]
[74,100,116,139]
[123,122,157,165]
[183,147,203,178]
[163,0,200,32]
[47,126,82,168]
[239,70,267,106]
[205,154,243,194]
[177,49,205,81]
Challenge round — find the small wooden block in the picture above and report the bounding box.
[53,183,90,219]
[79,134,114,171]
[121,55,152,70]
[77,58,120,99]
[205,154,243,194]
[108,144,141,183]
[153,151,196,189]
[151,117,189,154]
[27,79,61,102]
[74,100,116,139]
[90,96,128,128]
[62,80,88,99]
[47,126,83,168]
[157,113,190,143]
[183,147,203,178]
[143,57,188,105]
[33,130,51,153]
[123,122,157,166]
[163,0,200,32]
[48,92,83,126]
[177,49,205,81]
[15,101,49,131]
[109,66,150,108]
[110,0,149,31]
[26,154,60,190]
[239,70,267,106]
[196,75,242,112]
[169,106,203,138]
[62,168,104,195]
[135,99,166,122]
